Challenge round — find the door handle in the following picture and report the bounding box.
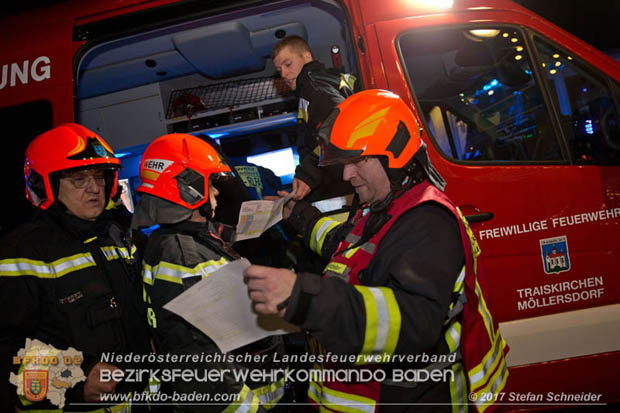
[464,212,494,223]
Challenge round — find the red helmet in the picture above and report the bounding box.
[24,123,120,209]
[318,89,422,169]
[136,134,232,209]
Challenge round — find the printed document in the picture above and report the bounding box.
[235,193,293,241]
[163,258,298,353]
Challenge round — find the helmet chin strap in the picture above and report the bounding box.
[339,155,428,256]
[368,157,424,213]
[197,202,213,220]
[347,158,423,252]
[341,158,395,254]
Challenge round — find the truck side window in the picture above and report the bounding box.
[399,28,562,162]
[533,37,620,164]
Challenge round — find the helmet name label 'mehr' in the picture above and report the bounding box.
[137,134,232,210]
[143,159,173,173]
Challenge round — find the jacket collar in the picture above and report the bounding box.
[296,60,327,97]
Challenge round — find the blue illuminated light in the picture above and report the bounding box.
[247,147,296,178]
[585,119,594,135]
[196,113,297,141]
[475,78,502,96]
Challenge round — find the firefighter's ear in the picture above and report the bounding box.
[302,50,313,64]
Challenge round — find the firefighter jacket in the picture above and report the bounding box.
[0,205,151,412]
[294,60,355,201]
[284,181,509,413]
[142,220,287,413]
[232,162,281,201]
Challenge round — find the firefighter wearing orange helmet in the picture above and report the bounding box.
[0,123,150,411]
[132,133,288,412]
[245,90,509,412]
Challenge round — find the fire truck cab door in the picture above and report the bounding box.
[366,0,620,392]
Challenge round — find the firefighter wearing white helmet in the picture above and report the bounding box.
[244,90,509,412]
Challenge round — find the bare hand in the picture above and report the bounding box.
[84,362,123,402]
[244,265,296,316]
[292,178,311,200]
[276,190,297,219]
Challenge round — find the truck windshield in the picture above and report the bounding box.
[400,27,560,162]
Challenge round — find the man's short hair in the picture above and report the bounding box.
[271,35,312,60]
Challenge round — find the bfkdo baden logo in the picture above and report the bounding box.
[10,338,86,409]
[540,235,571,274]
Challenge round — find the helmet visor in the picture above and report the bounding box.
[317,107,364,166]
[319,140,363,167]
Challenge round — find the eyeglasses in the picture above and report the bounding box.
[63,174,107,189]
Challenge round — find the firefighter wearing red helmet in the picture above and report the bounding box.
[0,123,151,411]
[245,90,509,412]
[132,133,288,413]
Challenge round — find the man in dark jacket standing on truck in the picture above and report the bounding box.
[272,35,355,202]
[0,123,151,412]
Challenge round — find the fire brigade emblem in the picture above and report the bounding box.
[9,339,86,409]
[24,370,48,401]
[540,235,570,274]
[92,141,107,157]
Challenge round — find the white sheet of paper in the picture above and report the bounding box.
[235,193,294,241]
[163,258,298,353]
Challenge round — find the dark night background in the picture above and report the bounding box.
[515,0,620,54]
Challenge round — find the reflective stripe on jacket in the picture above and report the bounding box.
[307,181,508,413]
[1,208,150,412]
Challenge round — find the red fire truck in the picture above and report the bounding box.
[1,0,619,409]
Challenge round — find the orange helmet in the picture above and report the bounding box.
[136,133,232,209]
[24,123,120,209]
[318,89,422,169]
